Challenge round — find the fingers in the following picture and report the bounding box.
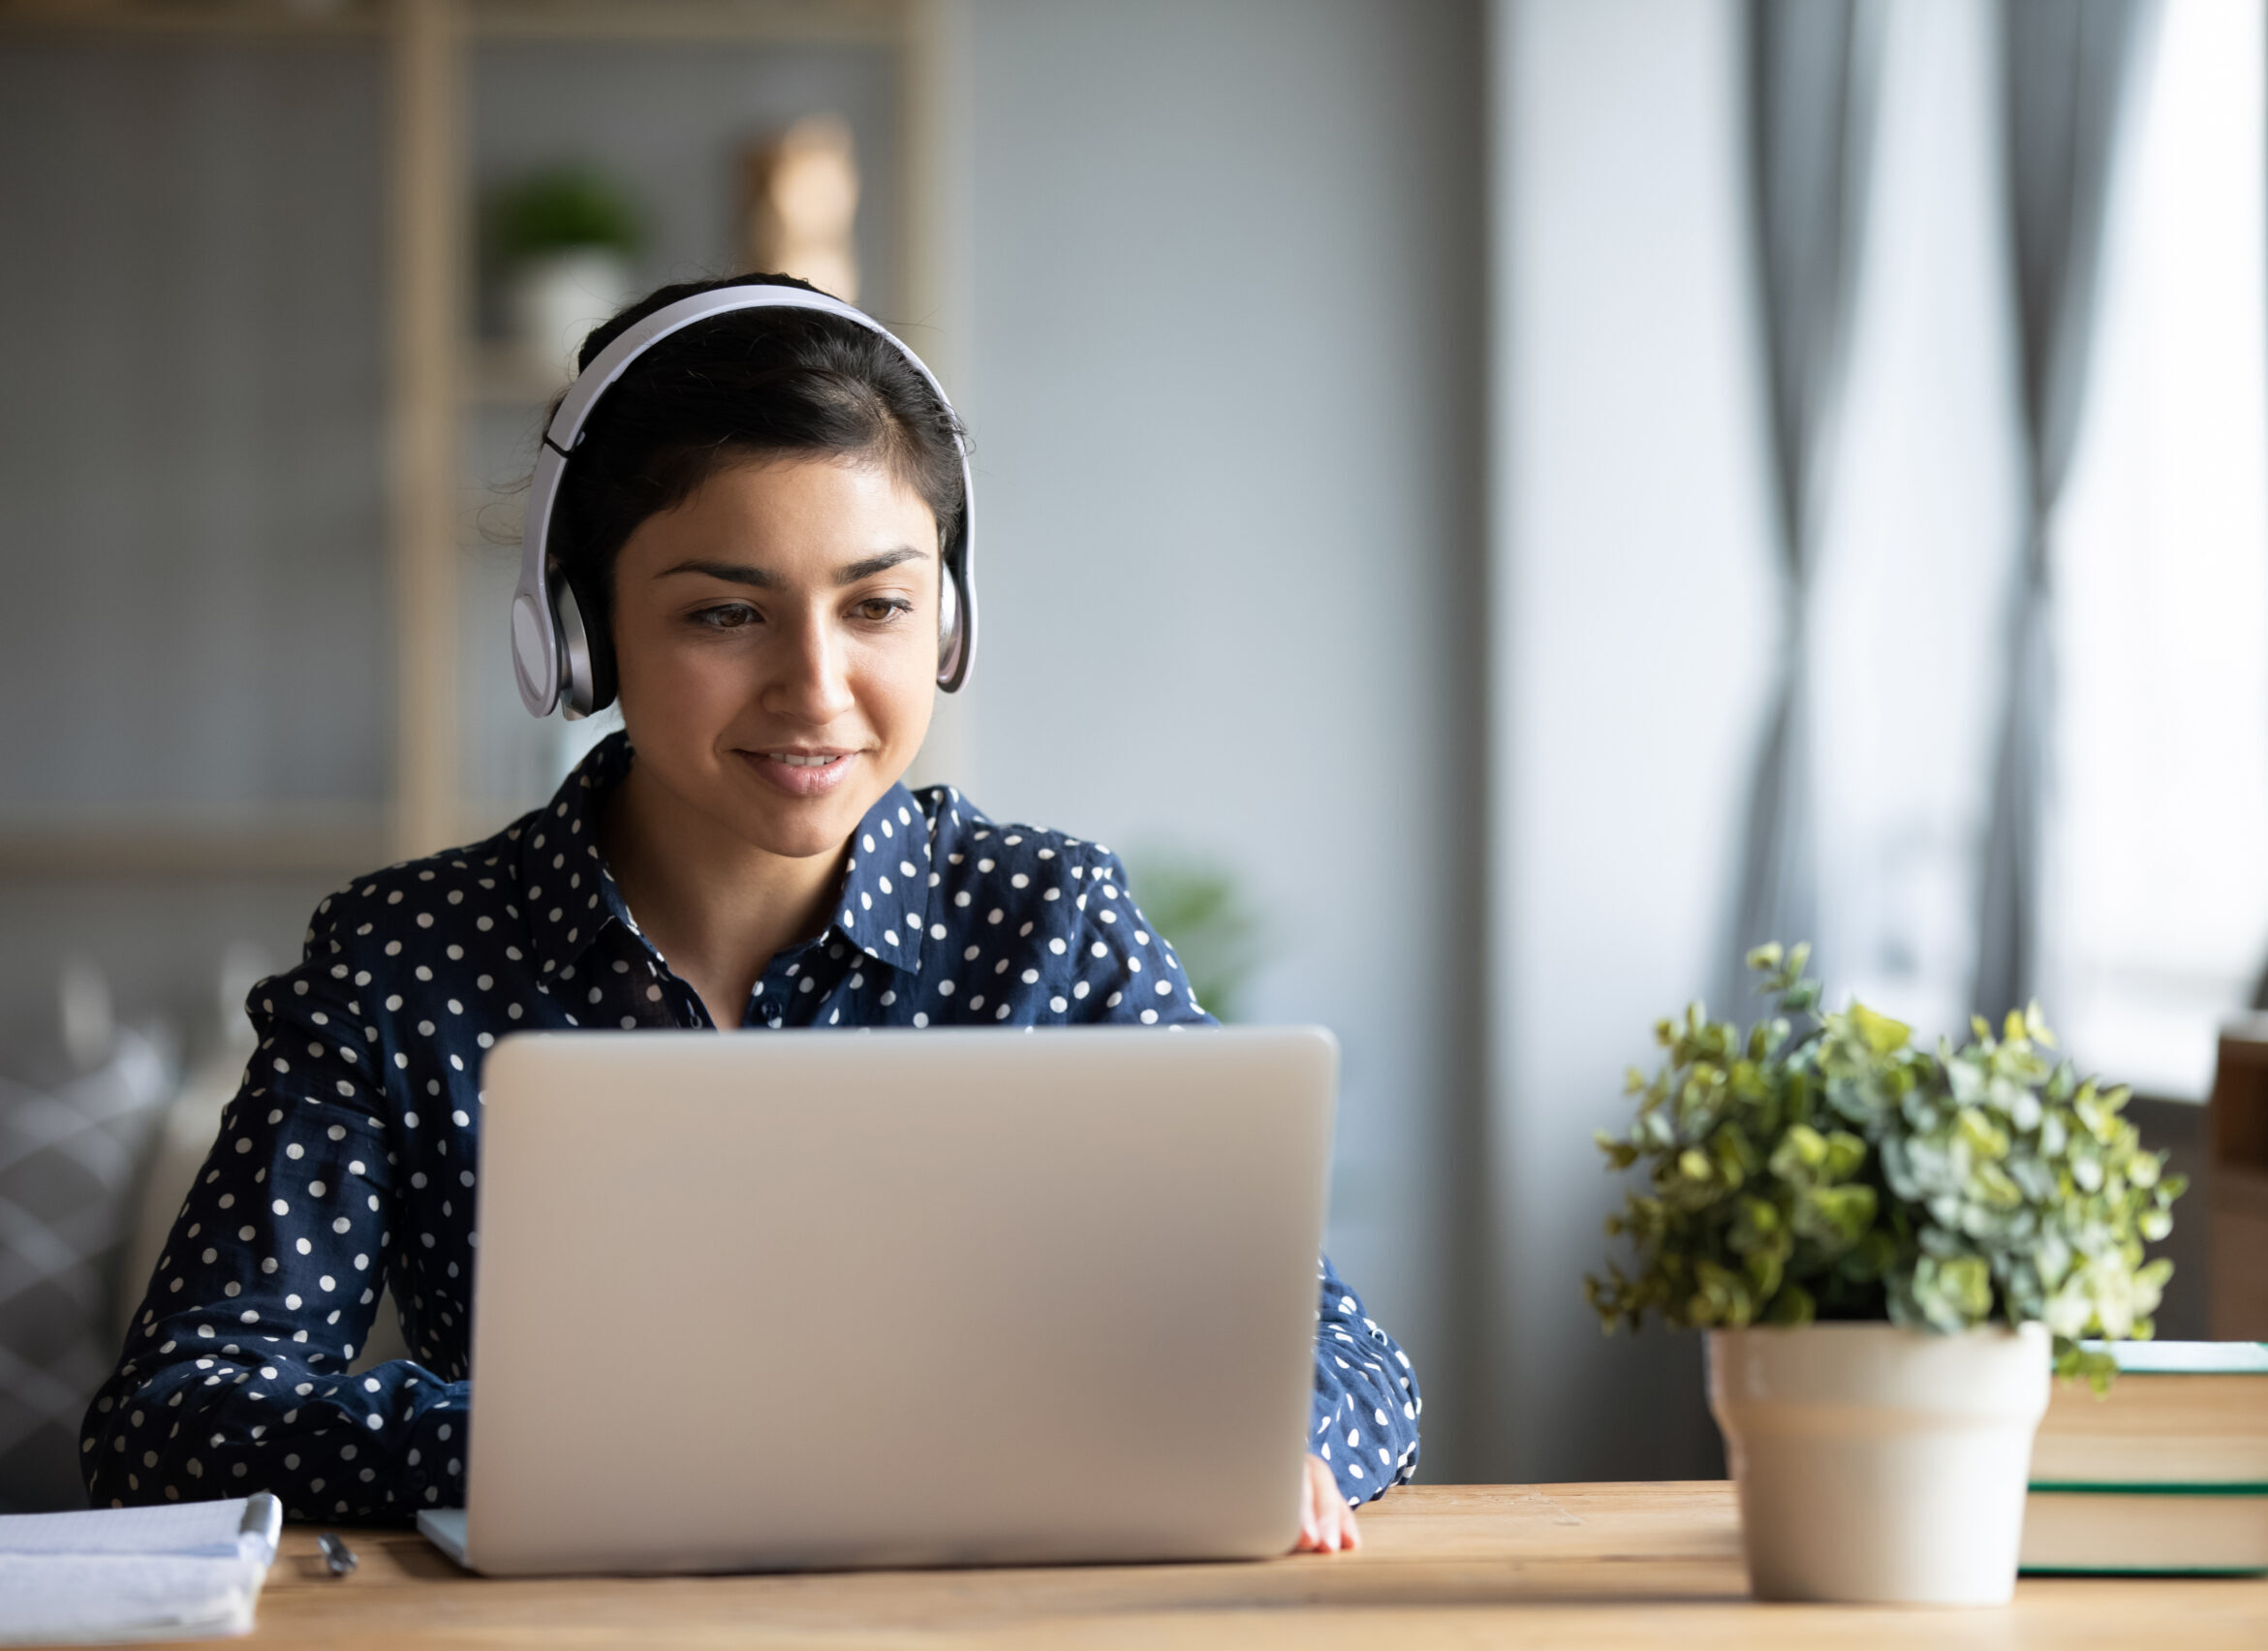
[1292,1453,1362,1555]
[1293,1453,1324,1551]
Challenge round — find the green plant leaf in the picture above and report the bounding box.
[1582,941,2183,1381]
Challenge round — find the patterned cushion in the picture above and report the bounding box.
[0,1029,172,1511]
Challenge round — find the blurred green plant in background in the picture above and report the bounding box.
[1122,852,1263,1023]
[1586,944,2185,1387]
[488,164,644,265]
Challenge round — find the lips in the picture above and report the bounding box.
[737,747,858,798]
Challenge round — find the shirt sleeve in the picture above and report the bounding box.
[1063,850,1210,1026]
[80,894,466,1521]
[1311,1255,1422,1504]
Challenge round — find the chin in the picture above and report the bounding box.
[716,763,894,860]
[739,807,864,861]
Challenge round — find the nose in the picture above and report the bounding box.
[762,603,856,726]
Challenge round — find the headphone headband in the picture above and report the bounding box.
[510,284,977,719]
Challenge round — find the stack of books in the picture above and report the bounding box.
[2022,1341,2268,1575]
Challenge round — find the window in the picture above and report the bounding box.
[2049,0,2268,1098]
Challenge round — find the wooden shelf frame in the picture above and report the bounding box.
[0,822,389,880]
[0,0,900,46]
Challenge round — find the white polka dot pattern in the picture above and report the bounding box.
[80,732,1420,1515]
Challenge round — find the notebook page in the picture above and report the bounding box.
[0,1555,260,1645]
[0,1498,281,1646]
[0,1499,252,1557]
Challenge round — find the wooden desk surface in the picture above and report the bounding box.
[215,1482,2266,1649]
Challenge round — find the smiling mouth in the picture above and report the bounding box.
[735,746,860,797]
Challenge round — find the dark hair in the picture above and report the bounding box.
[546,272,966,674]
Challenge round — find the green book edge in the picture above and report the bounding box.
[2029,1481,2268,1497]
[2076,1340,2268,1377]
[2021,1565,2268,1577]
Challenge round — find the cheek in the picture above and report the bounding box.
[612,617,747,727]
[852,632,939,741]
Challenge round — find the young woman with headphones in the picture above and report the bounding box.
[82,274,1420,1553]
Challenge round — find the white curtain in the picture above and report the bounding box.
[1972,0,2153,1021]
[2047,0,2268,1096]
[1720,0,1884,1018]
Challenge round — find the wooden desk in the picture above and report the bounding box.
[222,1483,2264,1649]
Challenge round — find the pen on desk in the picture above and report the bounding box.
[317,1532,357,1577]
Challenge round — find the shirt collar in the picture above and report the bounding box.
[515,732,932,981]
[831,782,933,976]
[515,732,638,983]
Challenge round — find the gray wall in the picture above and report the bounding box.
[952,0,1490,1476]
[1485,0,1777,1480]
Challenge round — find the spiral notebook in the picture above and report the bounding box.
[0,1494,283,1644]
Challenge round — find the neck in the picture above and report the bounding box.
[601,763,848,1028]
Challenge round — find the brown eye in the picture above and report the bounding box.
[693,604,757,630]
[857,599,912,623]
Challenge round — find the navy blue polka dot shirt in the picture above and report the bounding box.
[82,732,1421,1520]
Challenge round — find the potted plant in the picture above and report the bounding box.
[488,165,644,383]
[1587,945,2184,1604]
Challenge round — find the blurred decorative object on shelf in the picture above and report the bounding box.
[740,113,859,302]
[1120,853,1261,1024]
[1587,943,2186,1603]
[489,163,644,383]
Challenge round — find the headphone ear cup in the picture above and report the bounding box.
[936,553,973,691]
[553,573,618,718]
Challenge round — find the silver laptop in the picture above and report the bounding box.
[419,1025,1336,1575]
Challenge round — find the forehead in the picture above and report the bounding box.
[625,453,938,562]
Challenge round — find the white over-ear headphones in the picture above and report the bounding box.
[510,284,976,720]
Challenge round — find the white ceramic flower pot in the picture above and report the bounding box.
[1707,1321,2050,1604]
[504,249,637,383]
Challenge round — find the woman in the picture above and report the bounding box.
[81,274,1420,1553]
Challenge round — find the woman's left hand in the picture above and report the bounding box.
[1292,1452,1361,1554]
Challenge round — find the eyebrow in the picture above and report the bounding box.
[657,547,929,588]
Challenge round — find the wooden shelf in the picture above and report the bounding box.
[0,0,382,38]
[0,0,898,45]
[466,0,901,46]
[463,340,566,409]
[0,815,388,878]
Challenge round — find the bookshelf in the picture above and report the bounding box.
[0,0,963,876]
